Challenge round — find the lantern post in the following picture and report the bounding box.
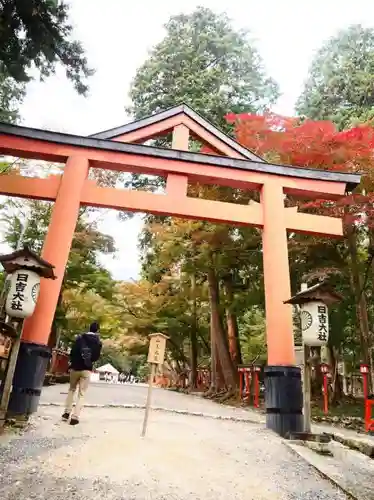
[320,363,330,415]
[360,364,370,401]
[0,246,56,427]
[284,281,342,433]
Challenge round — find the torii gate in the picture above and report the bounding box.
[0,104,360,435]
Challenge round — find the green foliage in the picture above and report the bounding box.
[296,24,374,129]
[0,199,117,341]
[128,6,279,130]
[99,344,131,373]
[238,308,267,363]
[0,68,25,122]
[0,0,94,95]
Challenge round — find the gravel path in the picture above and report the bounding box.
[40,383,262,421]
[0,404,349,500]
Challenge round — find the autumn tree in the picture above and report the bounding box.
[140,214,265,392]
[126,7,278,392]
[228,112,374,389]
[113,276,210,376]
[296,25,374,129]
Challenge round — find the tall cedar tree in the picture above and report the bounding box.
[296,25,374,130]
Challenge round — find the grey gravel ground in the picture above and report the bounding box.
[40,383,260,420]
[0,402,350,500]
[287,440,374,500]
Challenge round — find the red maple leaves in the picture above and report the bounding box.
[226,112,374,227]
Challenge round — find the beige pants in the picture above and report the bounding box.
[64,370,91,419]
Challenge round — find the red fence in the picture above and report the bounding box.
[49,349,69,375]
[238,365,261,408]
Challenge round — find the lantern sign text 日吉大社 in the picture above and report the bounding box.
[5,270,40,319]
[300,301,329,346]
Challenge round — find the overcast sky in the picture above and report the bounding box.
[16,0,374,280]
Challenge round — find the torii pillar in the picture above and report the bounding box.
[260,177,347,436]
[261,180,301,436]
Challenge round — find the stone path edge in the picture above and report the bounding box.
[284,441,358,500]
[38,402,260,424]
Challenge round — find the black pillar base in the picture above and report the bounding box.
[264,365,303,438]
[6,341,51,417]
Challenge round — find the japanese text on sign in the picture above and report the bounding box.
[153,339,161,363]
[147,334,168,365]
[10,273,28,312]
[317,304,328,342]
[5,269,41,319]
[300,301,329,346]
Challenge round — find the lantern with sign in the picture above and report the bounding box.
[360,364,370,375]
[284,282,342,432]
[284,282,342,347]
[0,246,56,427]
[0,246,56,320]
[360,364,370,401]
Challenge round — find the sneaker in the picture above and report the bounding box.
[62,412,70,421]
[69,417,79,426]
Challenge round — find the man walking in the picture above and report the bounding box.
[62,321,102,425]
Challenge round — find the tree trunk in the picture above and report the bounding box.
[209,311,218,392]
[329,345,343,405]
[346,224,372,391]
[223,275,243,366]
[189,274,198,389]
[207,268,237,390]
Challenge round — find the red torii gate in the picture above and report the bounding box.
[0,104,360,435]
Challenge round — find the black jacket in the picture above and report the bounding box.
[69,332,102,371]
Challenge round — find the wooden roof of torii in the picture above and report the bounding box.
[89,103,264,162]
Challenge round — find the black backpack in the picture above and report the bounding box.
[80,336,92,368]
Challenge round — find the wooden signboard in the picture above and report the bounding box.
[147,333,168,365]
[141,333,169,438]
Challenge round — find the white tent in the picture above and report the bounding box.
[96,363,119,374]
[93,363,119,383]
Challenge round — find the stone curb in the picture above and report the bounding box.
[284,441,358,500]
[38,402,260,424]
[331,432,374,459]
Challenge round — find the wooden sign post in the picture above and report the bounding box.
[141,333,169,437]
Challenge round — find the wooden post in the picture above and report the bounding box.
[141,363,156,438]
[303,343,312,433]
[0,320,22,429]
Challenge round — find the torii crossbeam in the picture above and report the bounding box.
[0,104,360,436]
